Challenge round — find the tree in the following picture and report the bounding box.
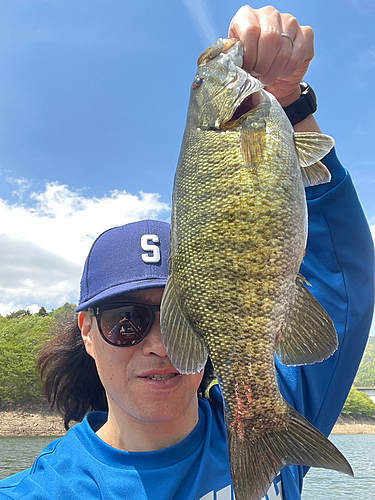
[354,338,375,387]
[51,302,76,321]
[6,309,31,319]
[37,307,49,317]
[0,314,52,405]
[342,387,375,418]
[0,302,77,406]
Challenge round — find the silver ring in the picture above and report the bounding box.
[281,33,294,46]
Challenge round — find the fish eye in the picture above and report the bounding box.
[193,76,204,88]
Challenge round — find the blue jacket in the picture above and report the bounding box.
[0,149,373,500]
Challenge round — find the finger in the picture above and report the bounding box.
[278,25,314,80]
[257,17,299,86]
[251,6,284,77]
[228,5,261,72]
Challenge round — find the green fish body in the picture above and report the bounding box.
[160,38,352,500]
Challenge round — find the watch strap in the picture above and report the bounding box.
[283,82,317,126]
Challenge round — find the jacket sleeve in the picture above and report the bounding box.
[276,147,374,438]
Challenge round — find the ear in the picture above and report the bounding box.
[78,312,95,359]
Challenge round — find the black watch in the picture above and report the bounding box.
[283,82,317,126]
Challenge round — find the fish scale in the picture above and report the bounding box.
[160,38,352,500]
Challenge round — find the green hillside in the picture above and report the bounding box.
[0,304,76,406]
[354,336,375,387]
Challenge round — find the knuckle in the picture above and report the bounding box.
[229,6,259,40]
[286,16,299,31]
[238,5,253,15]
[245,23,261,40]
[306,26,315,42]
[262,28,282,47]
[259,5,278,15]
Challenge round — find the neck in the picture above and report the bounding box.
[96,402,200,452]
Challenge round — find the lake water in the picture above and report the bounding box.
[301,434,375,499]
[0,434,374,498]
[0,436,57,480]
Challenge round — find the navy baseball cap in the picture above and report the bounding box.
[75,220,170,312]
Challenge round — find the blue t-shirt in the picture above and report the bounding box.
[0,149,374,500]
[0,389,281,500]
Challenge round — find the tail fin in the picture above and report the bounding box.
[227,404,353,500]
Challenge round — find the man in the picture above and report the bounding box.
[0,5,374,500]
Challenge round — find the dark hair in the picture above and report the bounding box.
[38,314,215,430]
[37,315,107,430]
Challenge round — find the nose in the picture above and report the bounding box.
[141,313,168,357]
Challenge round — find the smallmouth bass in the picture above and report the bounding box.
[160,38,352,500]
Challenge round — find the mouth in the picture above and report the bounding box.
[224,91,262,126]
[138,369,181,381]
[143,373,179,381]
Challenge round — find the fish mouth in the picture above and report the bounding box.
[196,38,265,131]
[220,65,265,129]
[224,91,263,126]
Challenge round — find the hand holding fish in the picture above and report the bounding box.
[228,5,314,108]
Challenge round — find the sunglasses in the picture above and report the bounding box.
[88,302,160,347]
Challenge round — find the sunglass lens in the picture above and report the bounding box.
[100,305,152,346]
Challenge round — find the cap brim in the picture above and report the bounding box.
[75,277,167,312]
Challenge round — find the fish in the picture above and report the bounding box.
[160,38,353,500]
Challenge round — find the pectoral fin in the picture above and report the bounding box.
[276,274,338,366]
[160,275,208,374]
[294,132,335,187]
[240,119,266,171]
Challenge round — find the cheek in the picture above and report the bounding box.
[91,337,132,386]
[187,370,205,393]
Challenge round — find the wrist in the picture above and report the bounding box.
[278,87,302,108]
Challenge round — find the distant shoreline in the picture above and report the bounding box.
[331,414,375,435]
[0,408,374,437]
[0,407,66,437]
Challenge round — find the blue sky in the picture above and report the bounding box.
[0,0,374,332]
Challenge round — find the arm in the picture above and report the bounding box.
[276,148,374,435]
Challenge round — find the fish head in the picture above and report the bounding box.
[190,38,264,130]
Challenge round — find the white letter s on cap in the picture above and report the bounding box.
[141,234,161,263]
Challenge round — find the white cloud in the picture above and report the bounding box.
[6,175,33,200]
[0,182,169,315]
[182,0,218,46]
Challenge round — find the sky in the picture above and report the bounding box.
[0,0,374,332]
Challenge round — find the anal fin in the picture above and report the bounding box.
[276,274,338,366]
[160,274,208,374]
[294,132,335,187]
